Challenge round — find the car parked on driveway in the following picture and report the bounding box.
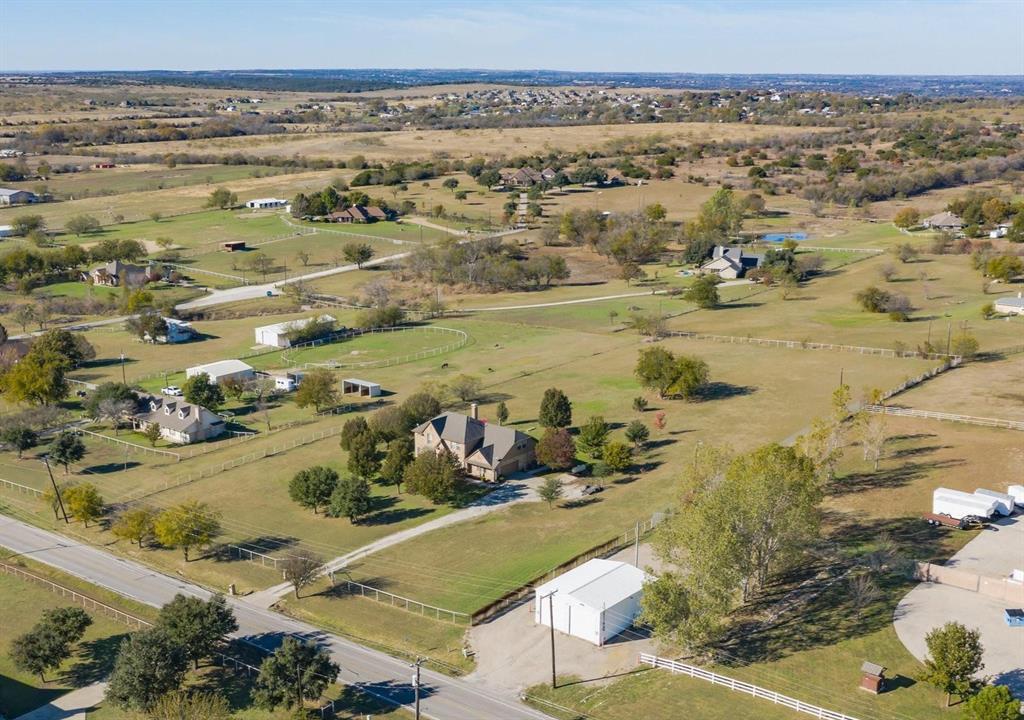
[161,385,183,396]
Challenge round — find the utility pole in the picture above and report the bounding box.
[542,590,558,689]
[946,322,952,355]
[412,657,423,719]
[42,455,68,524]
[119,351,127,385]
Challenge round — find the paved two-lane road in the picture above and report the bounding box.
[0,515,550,720]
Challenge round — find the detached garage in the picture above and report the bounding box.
[534,559,649,646]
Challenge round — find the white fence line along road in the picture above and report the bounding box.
[864,405,1024,431]
[1,561,151,629]
[0,477,43,497]
[0,515,552,720]
[639,654,860,720]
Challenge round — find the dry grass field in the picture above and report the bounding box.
[96,121,833,164]
[893,356,1024,421]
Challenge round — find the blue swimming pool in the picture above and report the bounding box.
[762,232,808,243]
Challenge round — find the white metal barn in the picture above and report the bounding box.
[185,359,255,385]
[254,315,335,348]
[534,559,649,646]
[245,197,287,210]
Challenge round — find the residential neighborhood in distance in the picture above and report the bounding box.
[0,2,1021,719]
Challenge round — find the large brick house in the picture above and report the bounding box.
[413,406,536,481]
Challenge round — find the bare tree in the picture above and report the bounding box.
[362,280,392,309]
[97,398,137,435]
[878,263,896,282]
[847,572,879,617]
[282,550,324,599]
[860,413,888,471]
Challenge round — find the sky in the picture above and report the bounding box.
[1,0,1022,75]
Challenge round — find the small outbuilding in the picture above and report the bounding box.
[186,359,254,385]
[534,559,650,646]
[994,293,1024,316]
[223,240,246,252]
[859,662,887,694]
[342,378,381,397]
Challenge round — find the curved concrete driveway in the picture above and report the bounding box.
[894,516,1024,694]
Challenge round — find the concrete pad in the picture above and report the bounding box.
[14,682,107,720]
[894,517,1024,695]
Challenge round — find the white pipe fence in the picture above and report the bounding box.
[864,405,1024,431]
[340,579,472,625]
[78,428,183,461]
[668,330,959,362]
[0,477,43,497]
[119,423,347,502]
[283,325,469,370]
[639,654,860,720]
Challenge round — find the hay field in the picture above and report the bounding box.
[97,121,834,163]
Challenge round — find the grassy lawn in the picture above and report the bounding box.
[894,355,1024,421]
[278,583,474,674]
[664,251,1024,351]
[328,321,936,613]
[0,572,132,718]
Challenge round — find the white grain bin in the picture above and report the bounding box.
[933,488,997,520]
[973,489,1015,516]
[1008,485,1024,507]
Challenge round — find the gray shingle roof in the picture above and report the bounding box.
[416,412,531,468]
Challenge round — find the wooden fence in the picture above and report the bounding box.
[864,405,1024,431]
[639,654,860,720]
[471,510,667,625]
[0,561,150,629]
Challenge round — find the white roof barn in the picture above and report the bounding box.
[185,359,254,384]
[254,315,335,348]
[993,293,1024,316]
[534,559,650,646]
[245,197,288,210]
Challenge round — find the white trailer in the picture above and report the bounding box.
[1008,485,1024,507]
[973,489,1015,516]
[933,488,997,520]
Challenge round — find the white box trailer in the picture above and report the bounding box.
[933,488,997,520]
[973,489,1015,516]
[1008,485,1024,507]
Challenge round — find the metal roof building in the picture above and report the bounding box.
[534,559,650,646]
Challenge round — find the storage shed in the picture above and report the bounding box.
[186,359,254,385]
[534,559,649,646]
[342,378,381,397]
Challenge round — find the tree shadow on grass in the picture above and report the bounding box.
[360,506,433,526]
[81,461,142,474]
[208,535,299,564]
[717,514,940,666]
[562,496,603,509]
[61,633,128,688]
[696,382,757,401]
[830,457,965,497]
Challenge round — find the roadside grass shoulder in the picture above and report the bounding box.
[0,569,134,718]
